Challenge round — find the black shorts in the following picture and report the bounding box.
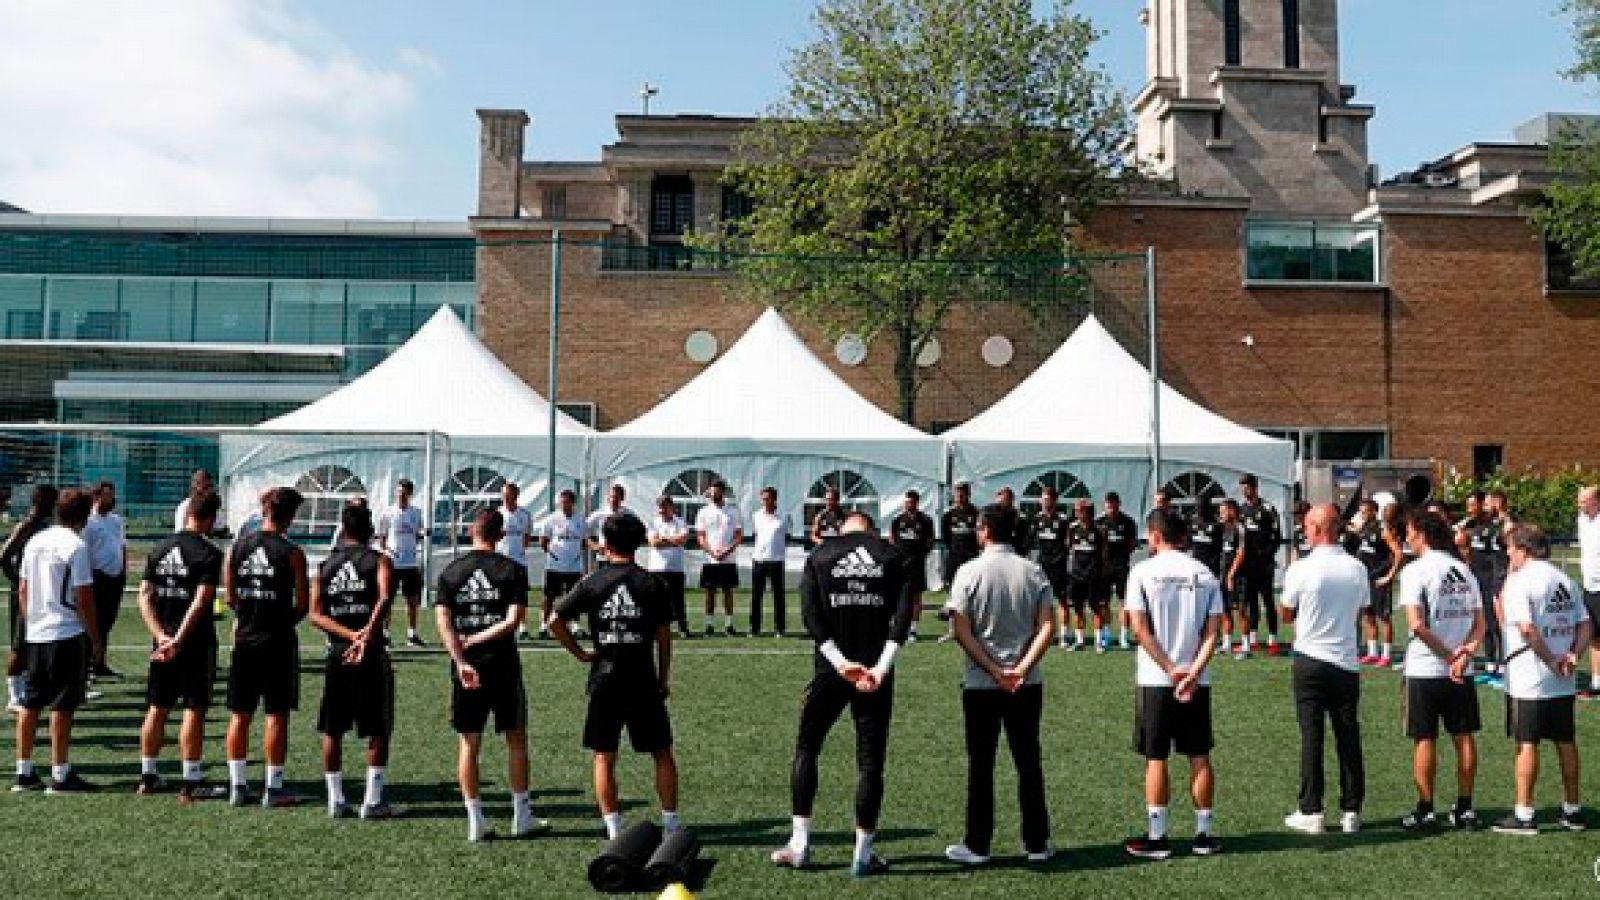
[1404,677,1481,740]
[700,562,738,590]
[1102,564,1131,601]
[7,589,21,652]
[1368,580,1392,618]
[1041,564,1071,601]
[904,559,929,595]
[1585,591,1600,639]
[451,652,526,735]
[544,571,581,601]
[226,640,300,716]
[582,675,673,754]
[318,647,395,738]
[394,567,423,602]
[942,553,976,588]
[1507,696,1577,744]
[146,642,217,711]
[1066,576,1096,609]
[24,636,89,712]
[1133,685,1214,760]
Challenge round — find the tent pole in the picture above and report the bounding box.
[422,430,436,604]
[1146,246,1162,505]
[547,231,562,514]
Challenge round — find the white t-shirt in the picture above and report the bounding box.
[1502,559,1590,699]
[378,504,424,569]
[1280,545,1370,673]
[498,505,533,567]
[645,514,688,573]
[1397,549,1483,679]
[695,502,742,563]
[750,509,789,563]
[538,510,585,574]
[84,510,126,576]
[586,504,635,552]
[1124,549,1224,687]
[1578,511,1600,592]
[20,525,94,643]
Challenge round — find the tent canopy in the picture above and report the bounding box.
[596,308,943,520]
[948,315,1294,504]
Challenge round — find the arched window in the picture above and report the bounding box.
[664,468,726,528]
[804,470,878,526]
[294,465,366,536]
[440,465,506,539]
[1020,470,1090,516]
[1163,471,1226,517]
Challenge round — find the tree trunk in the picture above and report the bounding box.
[895,318,917,424]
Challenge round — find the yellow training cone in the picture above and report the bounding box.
[658,884,695,900]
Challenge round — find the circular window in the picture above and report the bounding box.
[981,335,1014,367]
[1020,470,1090,516]
[804,470,879,526]
[835,334,867,367]
[1162,471,1226,517]
[294,465,367,536]
[684,330,718,363]
[664,468,726,529]
[916,337,942,368]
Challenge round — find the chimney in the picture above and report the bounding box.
[476,109,530,218]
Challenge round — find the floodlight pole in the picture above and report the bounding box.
[547,230,562,514]
[1146,246,1162,503]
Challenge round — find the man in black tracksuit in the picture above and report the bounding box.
[1236,474,1284,655]
[771,512,912,879]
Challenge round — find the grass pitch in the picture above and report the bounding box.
[3,593,1599,898]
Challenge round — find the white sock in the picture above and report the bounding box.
[512,790,533,832]
[407,628,418,640]
[266,765,285,791]
[324,772,345,806]
[465,798,487,841]
[1196,808,1214,834]
[227,759,248,788]
[1119,627,1130,643]
[1563,801,1582,816]
[1074,628,1084,644]
[852,829,875,867]
[1592,673,1600,691]
[662,809,680,832]
[182,760,203,783]
[722,614,733,629]
[364,767,385,807]
[1515,804,1535,822]
[6,675,22,702]
[1367,640,1378,656]
[51,764,71,782]
[789,815,811,851]
[1148,805,1169,840]
[1220,635,1231,651]
[16,760,33,777]
[1379,644,1390,658]
[1267,635,1279,647]
[603,811,624,839]
[141,757,159,776]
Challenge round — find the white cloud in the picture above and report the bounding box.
[0,0,422,216]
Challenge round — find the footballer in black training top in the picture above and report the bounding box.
[551,513,681,840]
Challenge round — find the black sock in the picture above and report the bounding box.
[1455,796,1472,813]
[1416,800,1434,816]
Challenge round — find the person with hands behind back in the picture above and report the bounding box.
[943,504,1058,867]
[1123,508,1225,861]
[771,511,912,879]
[550,513,681,841]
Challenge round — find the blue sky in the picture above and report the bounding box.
[0,0,1593,218]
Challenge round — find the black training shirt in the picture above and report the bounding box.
[555,562,668,682]
[319,544,384,644]
[230,531,302,648]
[889,510,935,562]
[143,531,222,645]
[1098,512,1138,566]
[1031,508,1071,570]
[435,549,527,660]
[801,532,913,676]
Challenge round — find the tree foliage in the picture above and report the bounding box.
[1532,0,1600,276]
[1443,465,1598,538]
[711,0,1130,421]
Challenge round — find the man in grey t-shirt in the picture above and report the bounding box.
[943,504,1057,866]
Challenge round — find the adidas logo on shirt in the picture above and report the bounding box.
[239,547,274,578]
[156,547,188,578]
[461,569,499,602]
[600,584,641,620]
[329,561,366,595]
[832,546,884,579]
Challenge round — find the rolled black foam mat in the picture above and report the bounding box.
[587,821,663,893]
[644,828,701,888]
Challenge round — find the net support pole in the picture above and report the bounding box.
[1146,245,1162,504]
[547,231,563,515]
[422,430,436,602]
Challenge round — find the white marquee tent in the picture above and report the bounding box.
[946,315,1295,518]
[221,306,592,536]
[593,308,945,528]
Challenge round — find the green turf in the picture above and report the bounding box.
[3,592,1599,898]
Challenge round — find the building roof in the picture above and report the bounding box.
[0,200,26,213]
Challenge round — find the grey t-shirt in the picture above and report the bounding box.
[947,545,1057,690]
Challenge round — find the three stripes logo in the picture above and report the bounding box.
[600,584,641,621]
[155,547,187,578]
[462,569,499,602]
[238,547,274,578]
[832,546,884,579]
[328,561,366,596]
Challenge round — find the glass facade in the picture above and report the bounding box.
[1245,221,1382,284]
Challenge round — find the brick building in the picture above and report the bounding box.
[471,0,1596,477]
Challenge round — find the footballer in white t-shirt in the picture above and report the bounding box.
[694,481,742,636]
[535,489,586,638]
[378,478,428,646]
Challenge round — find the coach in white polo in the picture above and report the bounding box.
[1576,486,1600,697]
[1279,505,1369,835]
[1493,523,1591,835]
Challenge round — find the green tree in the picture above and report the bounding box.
[1532,0,1600,276]
[712,0,1129,422]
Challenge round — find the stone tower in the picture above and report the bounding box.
[1133,0,1374,216]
